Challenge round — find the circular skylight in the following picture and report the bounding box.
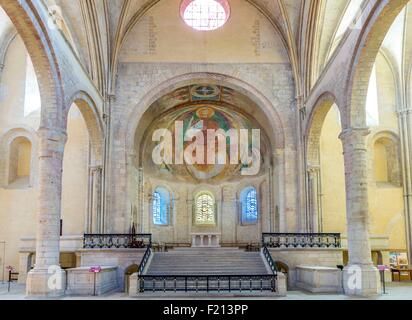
[181,0,230,31]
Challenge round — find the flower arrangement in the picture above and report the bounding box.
[89,266,102,273]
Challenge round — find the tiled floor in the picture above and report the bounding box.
[0,282,411,300]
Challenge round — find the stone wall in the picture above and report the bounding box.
[80,249,146,291]
[108,62,297,236]
[269,248,344,288]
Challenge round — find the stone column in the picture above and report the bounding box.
[339,128,380,296]
[137,168,144,233]
[273,150,286,232]
[307,165,321,233]
[397,108,412,263]
[26,128,67,297]
[88,166,102,233]
[187,198,193,242]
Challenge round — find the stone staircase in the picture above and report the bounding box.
[130,248,285,296]
[145,247,270,275]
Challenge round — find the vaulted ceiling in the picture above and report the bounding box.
[39,0,365,95]
[1,0,411,99]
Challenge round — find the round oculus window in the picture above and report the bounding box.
[181,0,230,31]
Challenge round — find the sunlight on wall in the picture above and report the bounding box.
[9,137,31,184]
[24,55,41,117]
[374,142,389,183]
[382,8,405,70]
[335,0,363,40]
[366,65,379,126]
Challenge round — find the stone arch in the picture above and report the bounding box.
[120,72,288,236]
[125,72,286,157]
[0,1,64,130]
[0,25,18,78]
[64,91,104,166]
[346,0,410,129]
[369,130,401,149]
[62,91,105,234]
[306,92,340,166]
[0,127,38,188]
[305,92,344,233]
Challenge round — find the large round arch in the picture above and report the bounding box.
[64,91,105,167]
[0,0,64,130]
[125,72,286,156]
[121,72,289,244]
[346,0,410,129]
[306,92,340,167]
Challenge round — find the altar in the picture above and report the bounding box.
[191,233,221,248]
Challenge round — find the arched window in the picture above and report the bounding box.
[9,136,32,185]
[240,187,258,224]
[195,192,216,225]
[152,187,170,225]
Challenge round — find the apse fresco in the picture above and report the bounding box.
[152,85,253,114]
[143,102,269,183]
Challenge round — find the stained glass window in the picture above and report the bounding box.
[195,192,215,225]
[152,187,170,225]
[241,187,258,224]
[181,0,230,31]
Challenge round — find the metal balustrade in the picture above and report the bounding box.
[263,246,278,275]
[138,243,152,276]
[83,234,152,249]
[262,233,341,248]
[138,275,277,293]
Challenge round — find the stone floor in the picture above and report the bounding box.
[0,282,411,300]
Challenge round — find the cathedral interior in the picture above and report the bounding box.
[0,0,411,299]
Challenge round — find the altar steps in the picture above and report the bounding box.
[145,248,270,276]
[132,248,284,296]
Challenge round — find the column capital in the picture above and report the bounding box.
[37,127,67,143]
[37,127,67,158]
[397,107,412,115]
[107,94,116,103]
[307,164,320,174]
[339,128,370,152]
[89,165,103,172]
[339,127,370,142]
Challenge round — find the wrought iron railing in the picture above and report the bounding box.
[262,233,341,248]
[83,234,152,249]
[139,275,277,293]
[138,243,152,276]
[263,246,278,275]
